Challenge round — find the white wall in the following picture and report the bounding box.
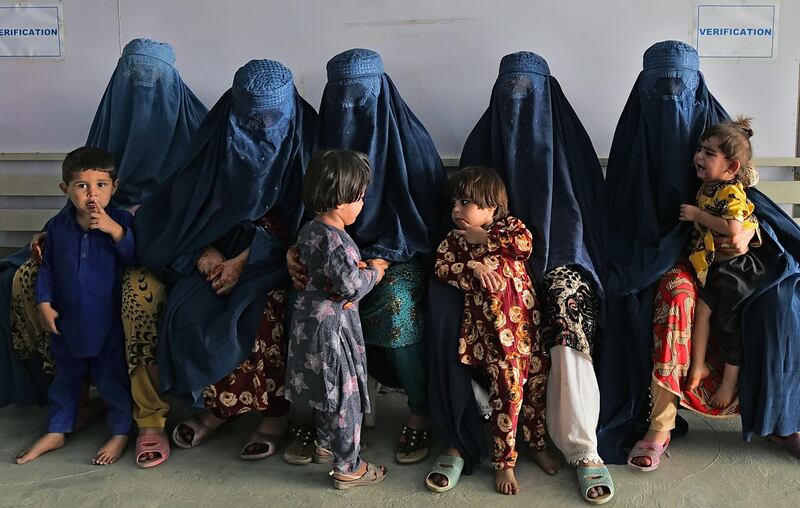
[2,0,798,158]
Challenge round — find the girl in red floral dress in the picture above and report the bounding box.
[434,166,545,495]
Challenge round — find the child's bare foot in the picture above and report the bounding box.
[15,433,66,464]
[628,429,670,468]
[685,363,710,391]
[709,380,737,408]
[495,468,519,495]
[529,447,561,475]
[93,435,128,465]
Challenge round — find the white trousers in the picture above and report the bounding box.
[546,345,602,465]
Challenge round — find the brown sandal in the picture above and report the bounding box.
[332,462,388,490]
[395,424,430,464]
[282,425,315,465]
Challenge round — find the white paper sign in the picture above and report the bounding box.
[695,3,778,58]
[0,2,63,58]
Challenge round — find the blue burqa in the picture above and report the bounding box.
[134,60,317,404]
[317,48,447,262]
[0,38,207,407]
[598,40,800,462]
[427,52,606,472]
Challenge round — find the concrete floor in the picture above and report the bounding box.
[1,390,798,508]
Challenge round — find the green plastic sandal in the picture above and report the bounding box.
[577,465,615,505]
[425,455,465,493]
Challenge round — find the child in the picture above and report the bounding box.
[680,117,763,408]
[434,166,540,495]
[285,149,389,489]
[16,147,135,465]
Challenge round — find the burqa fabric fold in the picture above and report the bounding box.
[427,52,606,473]
[0,38,207,408]
[598,40,800,462]
[317,48,447,263]
[134,59,317,404]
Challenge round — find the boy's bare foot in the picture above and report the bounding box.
[93,435,128,465]
[427,448,462,488]
[709,379,737,408]
[580,459,610,500]
[495,468,519,495]
[529,447,561,475]
[15,433,66,464]
[685,363,710,391]
[629,429,670,468]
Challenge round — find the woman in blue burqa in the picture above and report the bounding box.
[598,40,800,466]
[0,38,207,428]
[133,59,316,463]
[286,48,447,465]
[425,52,614,504]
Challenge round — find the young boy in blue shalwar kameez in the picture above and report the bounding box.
[16,147,135,465]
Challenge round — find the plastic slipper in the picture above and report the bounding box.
[627,437,671,472]
[240,431,284,460]
[576,465,615,505]
[425,455,465,493]
[768,433,800,459]
[332,462,388,490]
[171,416,217,449]
[136,432,170,469]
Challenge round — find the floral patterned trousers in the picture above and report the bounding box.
[486,355,530,470]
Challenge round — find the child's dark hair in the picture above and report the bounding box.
[62,147,116,184]
[303,149,372,214]
[700,116,759,187]
[448,166,509,220]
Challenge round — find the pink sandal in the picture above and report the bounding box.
[627,438,670,472]
[135,432,170,469]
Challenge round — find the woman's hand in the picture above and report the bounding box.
[715,227,756,257]
[197,246,226,279]
[208,249,249,295]
[29,232,46,265]
[286,245,308,290]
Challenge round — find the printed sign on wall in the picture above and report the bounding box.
[694,2,779,58]
[0,2,63,58]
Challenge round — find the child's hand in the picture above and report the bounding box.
[37,302,60,335]
[473,262,504,292]
[679,204,700,222]
[29,232,46,265]
[89,203,124,242]
[197,246,226,278]
[366,258,389,283]
[455,225,489,245]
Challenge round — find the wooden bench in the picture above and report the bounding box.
[2,154,799,258]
